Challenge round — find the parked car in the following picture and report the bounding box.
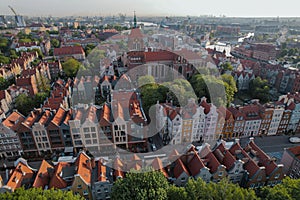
[289,137,300,143]
[151,143,157,151]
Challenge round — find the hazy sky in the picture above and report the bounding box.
[1,0,299,17]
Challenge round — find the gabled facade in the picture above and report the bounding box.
[229,140,266,188]
[5,158,36,192]
[1,111,24,158]
[246,138,284,186]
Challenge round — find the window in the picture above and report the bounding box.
[77,184,82,189]
[86,140,91,144]
[91,127,96,132]
[83,128,89,133]
[257,175,262,181]
[218,171,223,177]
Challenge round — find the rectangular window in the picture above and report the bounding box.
[83,128,89,133]
[91,127,96,132]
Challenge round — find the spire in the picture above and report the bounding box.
[133,11,137,29]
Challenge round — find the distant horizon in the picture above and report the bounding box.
[1,0,299,18]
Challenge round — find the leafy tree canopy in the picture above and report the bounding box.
[0,187,84,200]
[111,168,169,200]
[62,58,82,78]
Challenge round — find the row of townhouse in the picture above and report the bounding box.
[0,51,38,79]
[156,94,300,145]
[0,151,114,200]
[0,80,72,158]
[0,139,285,199]
[1,86,147,158]
[167,138,284,188]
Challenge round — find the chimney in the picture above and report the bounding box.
[91,158,96,168]
[235,138,240,144]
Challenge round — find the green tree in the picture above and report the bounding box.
[29,48,44,59]
[167,185,188,200]
[0,187,84,200]
[62,58,82,78]
[0,37,9,53]
[140,83,168,113]
[51,38,60,48]
[249,77,270,103]
[138,75,156,87]
[34,92,49,106]
[190,74,227,107]
[0,54,10,64]
[257,177,300,200]
[183,178,258,200]
[163,79,197,106]
[15,94,35,116]
[10,49,19,59]
[111,169,169,200]
[280,48,288,57]
[221,74,238,106]
[220,62,234,73]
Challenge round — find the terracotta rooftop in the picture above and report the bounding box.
[75,152,92,184]
[202,152,220,174]
[152,157,168,177]
[229,142,260,177]
[100,104,111,126]
[32,160,53,189]
[2,111,25,131]
[187,152,206,176]
[6,161,35,191]
[54,46,85,56]
[51,107,67,126]
[97,161,107,182]
[128,28,144,38]
[23,109,43,128]
[288,146,300,160]
[173,158,189,178]
[213,142,236,170]
[49,162,69,189]
[247,139,278,176]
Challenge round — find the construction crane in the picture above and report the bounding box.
[8,5,26,27]
[8,5,17,16]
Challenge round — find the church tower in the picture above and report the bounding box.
[128,11,144,51]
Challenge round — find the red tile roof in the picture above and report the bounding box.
[6,162,35,191]
[152,157,168,177]
[229,142,260,177]
[32,160,53,189]
[54,46,85,56]
[187,152,206,176]
[288,146,300,160]
[97,161,107,182]
[51,107,67,126]
[168,149,180,162]
[2,111,25,131]
[128,28,143,38]
[49,162,69,189]
[203,152,220,174]
[75,152,92,184]
[100,104,111,126]
[213,142,236,170]
[247,139,278,176]
[173,158,189,178]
